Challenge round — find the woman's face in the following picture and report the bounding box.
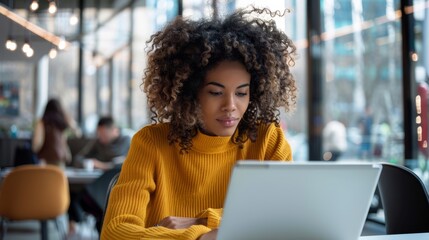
[197,60,251,136]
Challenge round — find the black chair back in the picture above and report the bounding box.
[100,172,120,232]
[80,167,121,233]
[378,162,429,234]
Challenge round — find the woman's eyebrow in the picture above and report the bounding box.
[205,82,250,89]
[237,83,250,89]
[206,82,224,88]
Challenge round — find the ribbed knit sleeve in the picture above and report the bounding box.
[101,123,292,240]
[101,124,212,239]
[262,123,293,161]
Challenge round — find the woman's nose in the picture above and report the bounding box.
[221,95,236,112]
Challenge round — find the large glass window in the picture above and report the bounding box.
[321,0,403,162]
[0,62,35,137]
[130,2,155,130]
[3,0,427,166]
[112,47,131,128]
[219,0,308,160]
[413,0,429,171]
[48,44,79,120]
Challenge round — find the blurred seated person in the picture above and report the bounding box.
[74,116,131,170]
[68,116,130,234]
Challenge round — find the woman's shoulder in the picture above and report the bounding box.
[134,122,170,140]
[257,122,283,135]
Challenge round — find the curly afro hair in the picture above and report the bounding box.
[143,6,298,153]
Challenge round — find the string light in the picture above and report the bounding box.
[5,36,17,51]
[49,47,57,59]
[26,47,34,57]
[30,0,39,11]
[48,1,57,14]
[22,39,30,53]
[0,5,71,50]
[69,14,79,25]
[5,1,73,59]
[58,36,66,50]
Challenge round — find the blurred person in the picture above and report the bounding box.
[74,116,131,171]
[32,98,81,168]
[359,106,374,160]
[101,6,297,240]
[323,120,347,161]
[68,116,130,235]
[373,120,391,159]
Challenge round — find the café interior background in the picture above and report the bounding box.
[0,0,429,166]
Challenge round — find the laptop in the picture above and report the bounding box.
[217,161,382,240]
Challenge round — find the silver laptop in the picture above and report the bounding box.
[217,161,382,240]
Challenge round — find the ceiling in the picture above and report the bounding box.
[0,0,122,63]
[0,11,55,62]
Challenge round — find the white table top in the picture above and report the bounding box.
[64,167,103,184]
[360,232,429,240]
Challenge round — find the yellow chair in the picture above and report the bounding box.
[0,164,70,240]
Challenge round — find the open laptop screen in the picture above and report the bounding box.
[217,161,382,240]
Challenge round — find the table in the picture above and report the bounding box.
[64,167,103,184]
[360,232,429,239]
[0,166,103,186]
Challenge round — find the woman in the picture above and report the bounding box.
[32,98,81,167]
[102,6,297,240]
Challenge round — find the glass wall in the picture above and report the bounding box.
[413,0,429,171]
[321,0,404,163]
[48,44,80,121]
[64,0,174,134]
[0,62,35,137]
[1,0,428,165]
[199,0,309,161]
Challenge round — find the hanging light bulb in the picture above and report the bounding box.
[22,40,31,53]
[48,1,57,14]
[30,0,39,11]
[26,47,34,57]
[69,14,79,25]
[5,36,17,51]
[49,47,58,59]
[5,38,11,49]
[58,36,66,50]
[9,40,17,51]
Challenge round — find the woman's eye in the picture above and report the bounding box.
[236,92,248,97]
[209,91,222,96]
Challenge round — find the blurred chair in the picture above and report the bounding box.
[80,167,121,233]
[100,171,120,233]
[0,165,69,240]
[378,162,429,234]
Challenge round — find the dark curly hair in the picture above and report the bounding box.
[143,6,298,153]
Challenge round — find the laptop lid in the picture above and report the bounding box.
[217,161,382,240]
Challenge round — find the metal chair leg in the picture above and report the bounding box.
[40,220,48,240]
[0,218,7,240]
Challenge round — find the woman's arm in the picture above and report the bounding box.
[101,128,212,240]
[32,120,44,153]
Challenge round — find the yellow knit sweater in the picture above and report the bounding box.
[101,123,292,240]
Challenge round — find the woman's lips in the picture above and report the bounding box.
[217,118,239,127]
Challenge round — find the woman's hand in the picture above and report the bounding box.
[198,229,218,240]
[157,216,207,229]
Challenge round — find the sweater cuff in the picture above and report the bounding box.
[195,208,223,229]
[179,225,212,240]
